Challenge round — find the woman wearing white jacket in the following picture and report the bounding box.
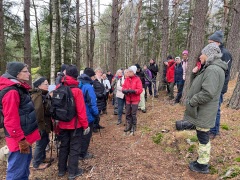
[116,69,129,125]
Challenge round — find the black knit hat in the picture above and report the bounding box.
[66,65,78,79]
[33,77,47,88]
[135,64,141,69]
[61,64,68,72]
[6,62,27,78]
[208,30,223,44]
[84,67,95,77]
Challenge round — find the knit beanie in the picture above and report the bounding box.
[60,64,68,72]
[66,65,78,79]
[135,64,141,69]
[6,62,26,78]
[182,50,188,55]
[208,30,223,44]
[33,77,47,88]
[201,43,221,58]
[84,67,95,77]
[128,65,137,74]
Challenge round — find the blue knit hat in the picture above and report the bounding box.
[208,31,223,44]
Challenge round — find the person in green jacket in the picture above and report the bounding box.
[184,43,228,174]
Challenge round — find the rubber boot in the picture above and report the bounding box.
[124,123,132,132]
[189,161,209,174]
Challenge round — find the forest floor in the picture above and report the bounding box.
[0,79,240,180]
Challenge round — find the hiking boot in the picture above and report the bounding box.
[142,109,146,113]
[154,95,159,98]
[93,127,99,133]
[124,124,132,132]
[68,168,83,180]
[79,153,94,160]
[117,119,122,125]
[98,125,105,129]
[130,125,136,134]
[58,169,67,177]
[114,112,118,115]
[189,161,209,174]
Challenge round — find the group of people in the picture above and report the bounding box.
[0,30,233,179]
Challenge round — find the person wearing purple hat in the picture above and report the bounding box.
[182,50,189,81]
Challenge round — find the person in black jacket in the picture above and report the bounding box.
[135,64,146,113]
[208,30,233,139]
[55,64,68,85]
[148,59,158,97]
[93,68,106,131]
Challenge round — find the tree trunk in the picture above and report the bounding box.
[0,0,5,75]
[24,0,32,84]
[158,0,169,91]
[89,0,95,68]
[58,1,64,64]
[85,0,90,67]
[109,0,121,73]
[50,0,57,84]
[64,0,72,62]
[182,0,209,103]
[76,0,80,70]
[228,73,240,109]
[222,0,230,32]
[226,1,240,80]
[32,0,42,68]
[132,0,142,64]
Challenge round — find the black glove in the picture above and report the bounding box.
[128,89,136,94]
[122,90,129,94]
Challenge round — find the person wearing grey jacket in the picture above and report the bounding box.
[184,43,227,174]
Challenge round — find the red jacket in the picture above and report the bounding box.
[58,75,88,130]
[166,59,176,83]
[122,75,143,104]
[0,76,40,152]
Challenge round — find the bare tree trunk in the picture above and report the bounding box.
[24,0,32,84]
[222,0,230,32]
[228,72,240,109]
[50,0,57,84]
[182,0,209,103]
[226,1,240,80]
[89,0,95,68]
[0,0,5,74]
[132,0,142,64]
[85,0,90,67]
[76,0,80,70]
[32,0,42,67]
[64,0,72,61]
[158,0,169,90]
[186,0,195,50]
[58,1,64,64]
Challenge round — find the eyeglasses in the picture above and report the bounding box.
[21,70,30,73]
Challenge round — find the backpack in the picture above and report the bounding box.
[0,85,23,128]
[50,84,77,122]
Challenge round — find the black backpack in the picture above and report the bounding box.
[0,85,23,128]
[50,84,77,122]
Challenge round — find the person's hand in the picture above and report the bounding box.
[128,89,136,94]
[83,127,90,135]
[192,66,199,73]
[18,139,30,154]
[122,90,129,94]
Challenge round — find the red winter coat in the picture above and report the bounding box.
[166,59,176,83]
[122,75,143,104]
[58,75,88,130]
[0,76,40,152]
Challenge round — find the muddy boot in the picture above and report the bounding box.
[124,123,132,132]
[117,119,122,125]
[189,161,209,174]
[130,124,136,135]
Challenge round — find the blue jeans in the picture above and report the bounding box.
[33,130,50,168]
[210,93,223,135]
[117,97,125,121]
[7,148,32,180]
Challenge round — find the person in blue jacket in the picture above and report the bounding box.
[78,68,99,160]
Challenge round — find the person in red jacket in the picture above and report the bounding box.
[166,58,176,100]
[0,62,41,180]
[122,65,143,134]
[57,65,90,179]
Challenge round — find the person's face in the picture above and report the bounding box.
[128,71,134,77]
[143,66,147,70]
[63,70,66,75]
[91,75,95,81]
[118,71,123,76]
[107,71,111,75]
[208,40,220,46]
[102,74,106,79]
[96,70,102,78]
[150,59,154,64]
[38,80,49,91]
[182,54,188,60]
[176,59,181,64]
[124,71,129,78]
[17,66,30,82]
[200,54,207,64]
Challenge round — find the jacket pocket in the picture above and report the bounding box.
[186,102,198,119]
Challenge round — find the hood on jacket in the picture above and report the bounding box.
[62,75,79,86]
[78,74,93,84]
[0,73,31,90]
[205,53,228,71]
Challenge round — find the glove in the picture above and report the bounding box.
[18,139,30,154]
[83,127,90,135]
[128,89,136,94]
[122,90,129,94]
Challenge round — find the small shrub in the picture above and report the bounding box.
[141,126,152,133]
[152,133,163,144]
[190,135,198,142]
[209,166,218,174]
[188,144,196,153]
[221,124,229,130]
[235,157,240,162]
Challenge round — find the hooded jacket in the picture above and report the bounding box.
[166,59,175,83]
[93,78,106,111]
[57,75,88,130]
[184,54,228,128]
[0,73,40,152]
[79,74,99,123]
[122,75,143,104]
[148,62,158,78]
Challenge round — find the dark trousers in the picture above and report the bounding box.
[117,97,125,121]
[58,128,83,175]
[168,82,175,99]
[126,103,138,125]
[33,130,50,168]
[93,112,101,128]
[175,83,184,103]
[7,148,32,180]
[145,83,152,96]
[80,122,93,157]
